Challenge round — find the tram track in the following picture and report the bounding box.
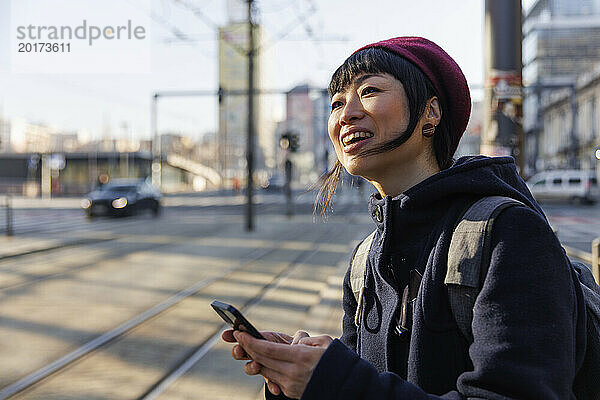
[0,203,285,291]
[136,223,347,400]
[1,204,360,399]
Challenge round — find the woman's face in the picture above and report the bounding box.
[328,72,426,180]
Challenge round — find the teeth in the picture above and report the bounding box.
[342,131,373,146]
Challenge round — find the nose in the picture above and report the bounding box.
[339,96,364,125]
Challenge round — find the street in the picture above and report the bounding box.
[0,189,598,400]
[0,189,373,400]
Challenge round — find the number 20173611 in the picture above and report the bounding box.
[18,42,71,53]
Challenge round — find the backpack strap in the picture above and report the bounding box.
[350,230,377,326]
[445,196,525,343]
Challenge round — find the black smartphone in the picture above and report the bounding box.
[211,300,266,340]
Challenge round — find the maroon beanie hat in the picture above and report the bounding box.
[355,37,471,152]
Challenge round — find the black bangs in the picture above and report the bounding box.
[328,48,398,96]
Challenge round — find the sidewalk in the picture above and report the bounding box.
[0,231,116,260]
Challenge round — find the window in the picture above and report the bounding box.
[533,179,546,186]
[552,178,562,185]
[591,177,598,186]
[568,178,581,185]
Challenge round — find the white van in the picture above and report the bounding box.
[526,170,599,204]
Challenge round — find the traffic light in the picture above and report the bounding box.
[279,133,290,150]
[289,133,299,152]
[280,132,299,152]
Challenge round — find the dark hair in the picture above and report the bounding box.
[314,47,455,215]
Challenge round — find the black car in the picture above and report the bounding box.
[81,179,161,217]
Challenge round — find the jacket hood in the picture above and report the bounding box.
[369,156,546,223]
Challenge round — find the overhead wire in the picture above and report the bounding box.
[123,0,195,43]
[169,0,249,56]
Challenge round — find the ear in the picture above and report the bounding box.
[426,97,442,126]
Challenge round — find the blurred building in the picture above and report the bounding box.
[537,64,600,170]
[219,20,274,184]
[456,101,483,157]
[0,118,10,152]
[218,0,281,186]
[523,0,600,173]
[279,84,330,184]
[10,121,80,153]
[160,133,196,158]
[0,151,218,196]
[195,132,219,170]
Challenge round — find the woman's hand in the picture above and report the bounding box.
[222,329,294,359]
[222,330,311,395]
[233,331,333,399]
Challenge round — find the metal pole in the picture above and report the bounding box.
[151,94,161,188]
[285,158,292,218]
[483,0,524,172]
[569,86,580,169]
[592,237,599,285]
[5,195,12,236]
[245,0,255,231]
[41,155,51,199]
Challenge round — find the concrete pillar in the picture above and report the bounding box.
[482,0,524,173]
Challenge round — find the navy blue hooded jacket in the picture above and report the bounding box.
[297,156,587,399]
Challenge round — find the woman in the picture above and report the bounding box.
[223,37,587,399]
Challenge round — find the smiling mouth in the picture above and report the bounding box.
[342,131,374,146]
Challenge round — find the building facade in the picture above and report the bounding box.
[538,64,600,171]
[523,0,600,173]
[218,19,278,185]
[456,101,483,158]
[280,84,331,184]
[0,118,10,153]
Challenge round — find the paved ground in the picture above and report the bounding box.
[543,202,600,254]
[0,188,597,400]
[0,189,372,400]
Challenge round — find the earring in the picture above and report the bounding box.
[422,123,435,138]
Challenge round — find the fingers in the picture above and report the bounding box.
[298,335,333,348]
[227,329,297,361]
[243,361,283,396]
[291,330,310,345]
[234,331,325,399]
[255,364,289,394]
[266,379,281,396]
[244,360,261,375]
[232,344,250,360]
[265,331,293,344]
[234,331,295,363]
[222,329,236,343]
[259,364,305,399]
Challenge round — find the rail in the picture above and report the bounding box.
[0,201,360,399]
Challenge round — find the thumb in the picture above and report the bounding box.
[298,335,333,348]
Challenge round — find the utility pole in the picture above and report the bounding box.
[246,0,255,231]
[483,0,524,173]
[151,94,161,188]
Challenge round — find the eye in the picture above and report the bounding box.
[361,86,379,96]
[330,100,343,111]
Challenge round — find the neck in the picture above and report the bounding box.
[370,154,440,198]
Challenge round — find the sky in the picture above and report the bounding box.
[0,0,535,144]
